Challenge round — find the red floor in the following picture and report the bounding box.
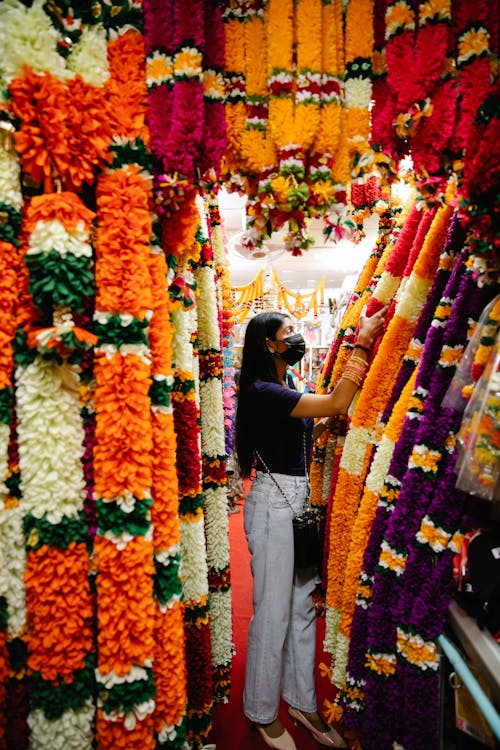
[206,504,343,750]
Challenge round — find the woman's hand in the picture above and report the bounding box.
[356,304,388,348]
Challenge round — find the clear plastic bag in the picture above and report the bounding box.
[455,336,500,502]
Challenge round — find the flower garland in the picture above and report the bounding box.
[194,198,233,702]
[144,0,204,264]
[360,263,497,749]
[221,4,247,174]
[369,0,402,170]
[207,197,237,457]
[342,246,472,731]
[332,369,418,689]
[0,113,26,748]
[93,14,157,747]
[267,0,322,161]
[382,0,458,194]
[394,296,500,749]
[0,0,69,82]
[310,203,407,512]
[231,268,326,323]
[310,0,346,218]
[452,0,498,155]
[345,0,375,180]
[15,193,95,749]
[198,2,227,184]
[240,1,276,174]
[171,298,214,742]
[458,78,499,264]
[336,213,462,699]
[324,204,452,669]
[147,237,187,749]
[156,0,205,180]
[314,204,418,511]
[9,66,112,192]
[264,0,322,252]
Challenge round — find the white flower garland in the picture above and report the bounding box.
[0,142,23,209]
[194,199,233,679]
[339,426,374,475]
[0,502,27,638]
[16,358,86,524]
[27,699,95,750]
[172,299,209,608]
[66,24,109,86]
[28,219,93,259]
[0,423,10,495]
[179,517,209,603]
[0,0,68,83]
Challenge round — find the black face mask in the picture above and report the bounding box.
[281,333,306,366]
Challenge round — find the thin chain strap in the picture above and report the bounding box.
[254,434,311,516]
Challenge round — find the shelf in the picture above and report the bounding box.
[447,599,500,706]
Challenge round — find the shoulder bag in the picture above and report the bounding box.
[255,438,321,570]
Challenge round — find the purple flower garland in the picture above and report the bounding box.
[360,264,497,749]
[342,218,465,730]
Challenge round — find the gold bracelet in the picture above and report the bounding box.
[342,371,365,387]
[349,354,369,368]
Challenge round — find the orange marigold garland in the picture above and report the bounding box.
[264,0,323,253]
[148,236,188,747]
[222,5,246,174]
[9,68,112,192]
[93,13,157,749]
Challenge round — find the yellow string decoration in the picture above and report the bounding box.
[231,267,325,323]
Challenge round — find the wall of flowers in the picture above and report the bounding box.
[307,0,500,741]
[0,1,498,750]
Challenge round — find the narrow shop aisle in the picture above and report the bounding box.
[207,504,343,750]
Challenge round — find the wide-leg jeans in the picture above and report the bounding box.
[243,470,318,725]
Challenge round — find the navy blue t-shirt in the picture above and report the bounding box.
[248,381,313,475]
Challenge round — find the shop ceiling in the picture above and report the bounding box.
[218,188,377,294]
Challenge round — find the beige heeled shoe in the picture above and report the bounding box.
[255,725,297,750]
[288,707,347,748]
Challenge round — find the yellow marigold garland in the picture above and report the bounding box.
[267,0,322,154]
[345,0,375,173]
[222,8,246,173]
[241,6,277,173]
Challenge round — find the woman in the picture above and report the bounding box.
[236,307,386,750]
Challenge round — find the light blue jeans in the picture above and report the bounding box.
[243,471,319,725]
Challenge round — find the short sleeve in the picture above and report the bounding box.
[251,381,302,418]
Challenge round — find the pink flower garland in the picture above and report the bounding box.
[198,2,227,182]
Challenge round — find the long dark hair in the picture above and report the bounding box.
[235,311,289,477]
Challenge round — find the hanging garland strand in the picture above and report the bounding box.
[171,293,214,743]
[0,109,26,749]
[324,204,449,669]
[93,9,158,748]
[194,197,233,703]
[147,231,187,749]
